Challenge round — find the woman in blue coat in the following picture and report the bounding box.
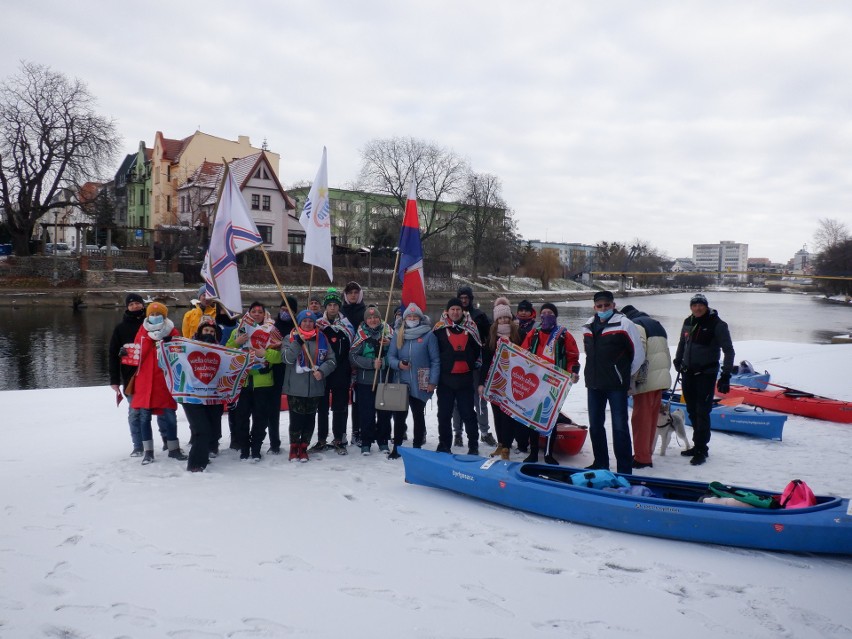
[387,303,440,458]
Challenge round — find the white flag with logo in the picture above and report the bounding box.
[298,147,333,281]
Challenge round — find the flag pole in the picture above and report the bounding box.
[372,249,402,391]
[307,265,315,309]
[260,245,315,368]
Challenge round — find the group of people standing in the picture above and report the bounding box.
[109,282,734,475]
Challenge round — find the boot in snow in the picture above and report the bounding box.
[298,443,309,463]
[288,444,299,462]
[141,440,154,465]
[167,440,188,461]
[387,445,401,460]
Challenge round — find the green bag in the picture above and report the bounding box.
[708,482,780,509]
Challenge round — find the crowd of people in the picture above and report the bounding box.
[108,283,734,474]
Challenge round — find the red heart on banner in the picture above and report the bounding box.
[250,330,270,350]
[510,366,539,401]
[188,351,221,385]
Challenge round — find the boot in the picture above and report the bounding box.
[309,440,327,453]
[481,432,497,446]
[130,447,143,457]
[500,448,510,461]
[288,444,299,462]
[141,440,154,465]
[388,445,401,460]
[240,447,250,460]
[523,450,538,463]
[167,440,188,461]
[489,446,504,458]
[299,443,309,463]
[543,455,559,465]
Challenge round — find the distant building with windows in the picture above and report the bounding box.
[671,257,697,272]
[526,240,597,273]
[692,241,748,283]
[790,245,813,274]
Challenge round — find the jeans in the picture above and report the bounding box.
[139,407,177,442]
[125,394,143,448]
[587,388,633,474]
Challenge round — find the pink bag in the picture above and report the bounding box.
[779,479,817,509]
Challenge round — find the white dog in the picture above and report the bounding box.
[654,405,690,456]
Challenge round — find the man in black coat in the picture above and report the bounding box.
[673,293,735,467]
[108,293,147,456]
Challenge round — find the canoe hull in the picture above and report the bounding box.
[662,392,786,440]
[722,385,852,424]
[400,449,852,555]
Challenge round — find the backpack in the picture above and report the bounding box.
[570,469,630,490]
[779,479,817,509]
[708,482,780,509]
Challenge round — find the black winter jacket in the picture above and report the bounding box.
[108,309,145,387]
[673,309,735,376]
[434,324,481,390]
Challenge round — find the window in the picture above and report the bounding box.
[262,195,271,211]
[257,224,273,244]
[254,167,270,180]
[251,194,260,210]
[140,190,145,206]
[166,195,171,213]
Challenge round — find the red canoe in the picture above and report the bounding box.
[539,424,588,456]
[721,384,852,424]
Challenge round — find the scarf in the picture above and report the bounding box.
[316,312,355,341]
[143,317,175,341]
[432,310,482,346]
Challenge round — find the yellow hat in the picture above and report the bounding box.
[146,301,168,318]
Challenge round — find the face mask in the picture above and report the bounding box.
[148,314,164,326]
[540,314,557,331]
[279,311,290,321]
[405,318,419,328]
[596,310,614,321]
[199,333,217,344]
[496,323,511,336]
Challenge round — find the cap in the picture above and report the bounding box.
[593,290,614,303]
[446,297,464,311]
[146,301,168,318]
[296,310,317,324]
[323,288,343,307]
[517,299,534,313]
[540,302,559,317]
[690,293,709,306]
[125,293,144,307]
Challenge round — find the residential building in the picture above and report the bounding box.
[527,240,597,273]
[790,245,813,274]
[149,131,278,229]
[177,153,297,253]
[125,141,152,233]
[692,241,749,283]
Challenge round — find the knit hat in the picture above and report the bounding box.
[593,290,614,303]
[517,299,534,313]
[125,293,144,307]
[446,297,464,311]
[323,288,342,307]
[493,296,512,321]
[296,310,317,324]
[197,284,207,298]
[344,281,362,294]
[540,302,559,317]
[280,294,298,311]
[402,303,424,320]
[146,301,168,318]
[309,293,322,304]
[457,285,474,300]
[690,293,709,307]
[364,305,382,320]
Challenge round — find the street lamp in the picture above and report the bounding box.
[52,211,59,284]
[360,245,373,289]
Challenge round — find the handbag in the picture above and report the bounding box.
[375,369,409,412]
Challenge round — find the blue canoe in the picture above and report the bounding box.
[730,370,770,390]
[663,391,786,441]
[399,449,852,555]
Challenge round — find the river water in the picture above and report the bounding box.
[0,291,849,391]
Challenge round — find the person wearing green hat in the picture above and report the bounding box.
[311,289,355,453]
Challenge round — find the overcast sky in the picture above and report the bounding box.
[4,1,851,263]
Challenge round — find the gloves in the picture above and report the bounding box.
[717,373,731,395]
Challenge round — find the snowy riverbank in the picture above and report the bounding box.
[1,340,851,637]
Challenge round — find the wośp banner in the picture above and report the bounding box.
[482,339,573,435]
[158,338,253,404]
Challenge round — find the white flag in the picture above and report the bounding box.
[200,166,263,316]
[299,147,333,281]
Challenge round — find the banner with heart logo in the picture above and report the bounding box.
[157,338,253,404]
[482,340,573,434]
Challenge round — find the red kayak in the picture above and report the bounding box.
[721,384,852,424]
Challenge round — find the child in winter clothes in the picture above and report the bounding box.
[131,301,186,465]
[282,309,337,461]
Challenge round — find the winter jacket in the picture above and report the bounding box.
[582,312,645,391]
[388,321,440,402]
[621,306,672,394]
[130,319,180,412]
[181,303,218,338]
[673,309,735,376]
[349,322,392,386]
[433,314,482,390]
[282,332,337,398]
[341,290,366,329]
[225,331,282,390]
[466,305,491,345]
[521,325,580,373]
[317,313,355,389]
[108,309,145,387]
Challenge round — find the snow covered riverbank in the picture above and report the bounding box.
[1,340,851,638]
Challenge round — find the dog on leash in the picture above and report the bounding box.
[654,405,690,455]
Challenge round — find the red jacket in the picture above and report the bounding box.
[130,323,179,412]
[521,325,580,372]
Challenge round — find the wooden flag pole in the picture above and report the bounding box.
[307,265,315,309]
[260,245,315,368]
[372,250,402,391]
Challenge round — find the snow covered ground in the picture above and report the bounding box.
[1,340,851,638]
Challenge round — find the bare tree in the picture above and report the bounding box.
[523,247,561,290]
[813,218,850,253]
[455,171,509,277]
[358,136,469,246]
[0,62,120,255]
